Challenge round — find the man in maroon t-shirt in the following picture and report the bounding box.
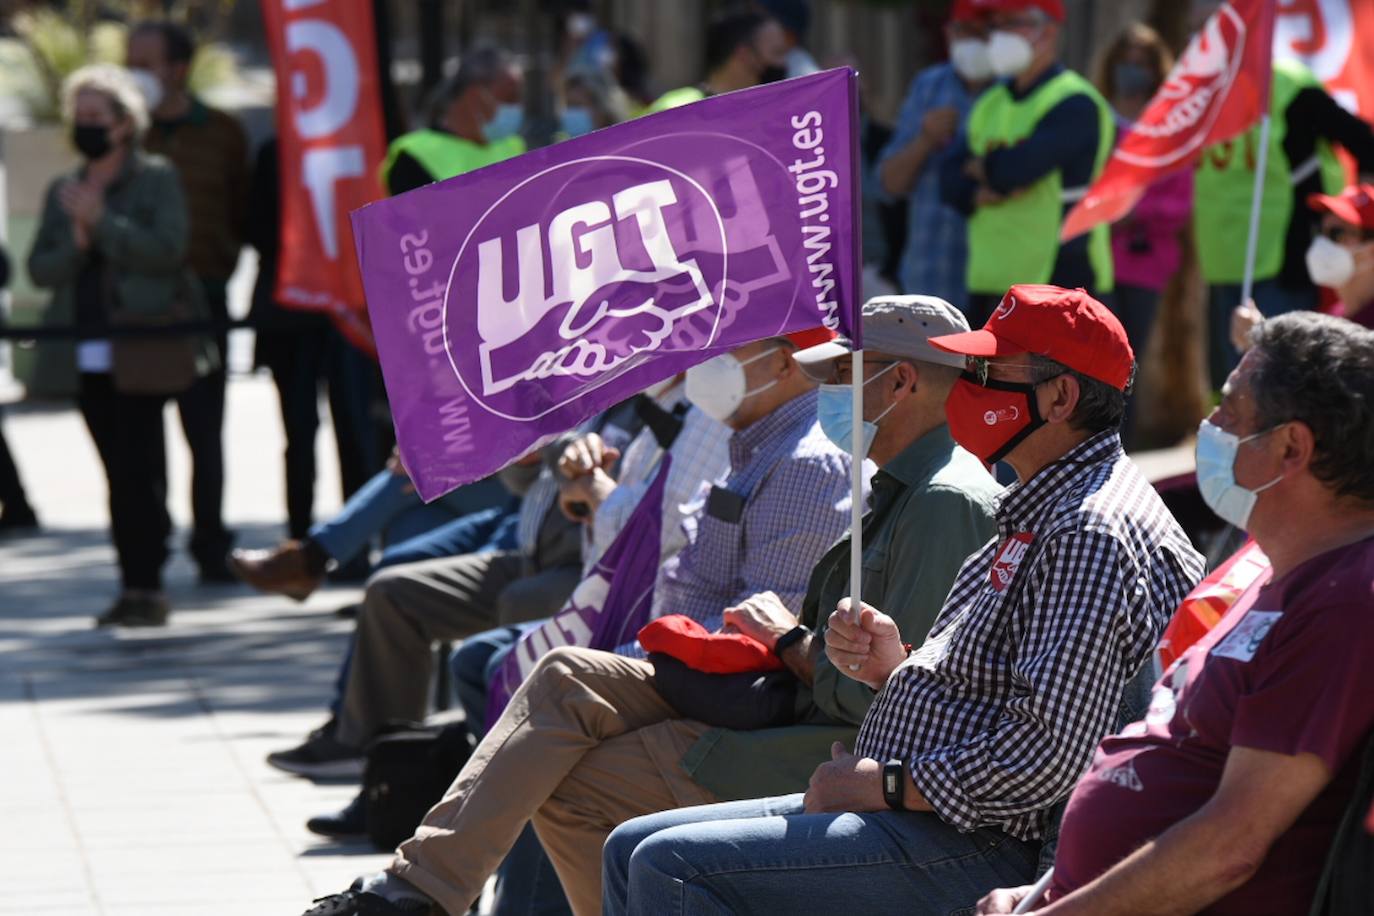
[979,311,1374,915]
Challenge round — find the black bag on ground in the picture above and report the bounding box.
[648,652,798,731]
[363,717,474,851]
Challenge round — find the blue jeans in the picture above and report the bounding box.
[603,794,1039,916]
[450,623,532,737]
[310,469,511,567]
[1207,279,1317,391]
[449,623,573,916]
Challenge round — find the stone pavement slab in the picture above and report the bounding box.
[1,374,395,915]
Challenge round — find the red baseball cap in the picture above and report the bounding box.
[1308,184,1374,230]
[928,285,1134,390]
[783,326,838,350]
[971,0,1066,22]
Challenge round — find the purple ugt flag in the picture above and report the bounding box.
[486,455,672,723]
[350,68,862,501]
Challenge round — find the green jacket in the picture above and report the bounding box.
[682,425,1003,799]
[27,151,213,396]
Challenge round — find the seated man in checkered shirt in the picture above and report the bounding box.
[603,285,1206,916]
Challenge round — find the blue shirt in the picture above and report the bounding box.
[617,389,864,656]
[878,63,980,312]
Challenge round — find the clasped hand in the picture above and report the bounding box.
[824,598,907,690]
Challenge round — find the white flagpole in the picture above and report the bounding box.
[1013,867,1055,913]
[1238,114,1273,312]
[848,349,864,664]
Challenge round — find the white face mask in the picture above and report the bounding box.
[950,38,994,82]
[987,30,1036,78]
[1306,235,1357,288]
[684,347,780,424]
[127,67,164,113]
[1195,419,1283,530]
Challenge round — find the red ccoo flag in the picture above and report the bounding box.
[1062,0,1277,241]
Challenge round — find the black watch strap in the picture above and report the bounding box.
[882,758,906,810]
[772,625,810,659]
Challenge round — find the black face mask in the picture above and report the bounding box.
[758,65,787,84]
[72,123,113,160]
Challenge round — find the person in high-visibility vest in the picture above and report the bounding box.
[1195,57,1374,391]
[381,46,527,198]
[643,9,788,115]
[940,0,1114,327]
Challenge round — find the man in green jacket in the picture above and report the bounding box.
[940,0,1115,325]
[306,297,1002,916]
[382,46,526,197]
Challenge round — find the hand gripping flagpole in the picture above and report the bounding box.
[848,349,864,669]
[1238,113,1273,316]
[1013,867,1055,913]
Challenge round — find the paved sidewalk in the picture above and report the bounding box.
[1,374,393,915]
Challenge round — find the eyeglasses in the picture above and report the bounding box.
[967,356,1062,387]
[1322,224,1374,245]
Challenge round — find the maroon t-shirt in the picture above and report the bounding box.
[1050,536,1374,914]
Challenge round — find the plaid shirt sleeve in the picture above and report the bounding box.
[908,529,1138,831]
[691,450,856,633]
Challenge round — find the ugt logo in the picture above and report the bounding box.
[1120,3,1247,169]
[989,532,1034,592]
[447,157,728,420]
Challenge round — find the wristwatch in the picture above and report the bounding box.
[772,625,810,659]
[882,758,906,810]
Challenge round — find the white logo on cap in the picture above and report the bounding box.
[994,296,1016,321]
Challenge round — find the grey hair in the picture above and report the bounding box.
[1029,353,1129,434]
[426,45,514,128]
[1248,312,1374,505]
[62,64,149,138]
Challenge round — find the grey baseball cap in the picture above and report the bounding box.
[794,295,971,376]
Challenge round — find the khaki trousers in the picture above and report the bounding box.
[390,646,718,916]
[337,551,580,747]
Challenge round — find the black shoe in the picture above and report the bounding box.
[329,553,372,583]
[95,593,170,628]
[192,529,237,584]
[307,789,368,839]
[267,719,365,779]
[302,880,434,916]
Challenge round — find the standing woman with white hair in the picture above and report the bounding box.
[28,64,216,628]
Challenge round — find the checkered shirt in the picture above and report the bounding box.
[854,432,1204,841]
[878,62,978,311]
[618,389,862,657]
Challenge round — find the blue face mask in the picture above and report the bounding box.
[1195,419,1284,530]
[483,103,524,142]
[817,363,899,458]
[559,106,595,138]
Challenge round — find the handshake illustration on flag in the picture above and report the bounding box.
[350,69,863,502]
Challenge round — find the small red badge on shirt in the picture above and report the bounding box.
[989,532,1034,592]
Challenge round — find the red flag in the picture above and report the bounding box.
[1276,0,1374,134]
[1154,540,1271,672]
[1061,0,1277,241]
[261,1,387,355]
